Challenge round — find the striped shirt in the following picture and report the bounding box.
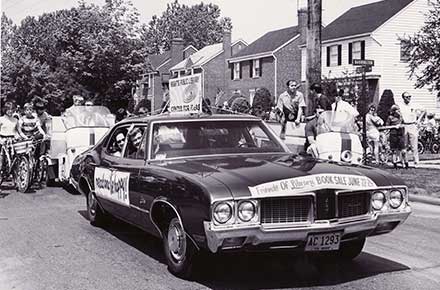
[19,114,42,138]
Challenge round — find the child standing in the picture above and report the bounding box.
[386,105,408,168]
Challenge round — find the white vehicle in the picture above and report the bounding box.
[47,106,115,183]
[308,110,363,164]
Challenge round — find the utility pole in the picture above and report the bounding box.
[306,0,322,115]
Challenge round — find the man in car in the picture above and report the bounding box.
[112,133,125,157]
[276,80,306,139]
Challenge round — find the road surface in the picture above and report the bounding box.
[1,184,439,290]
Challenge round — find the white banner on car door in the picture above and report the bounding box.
[94,167,130,206]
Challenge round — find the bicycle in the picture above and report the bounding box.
[0,138,34,192]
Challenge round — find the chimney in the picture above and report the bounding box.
[298,8,308,44]
[170,38,184,66]
[223,28,232,59]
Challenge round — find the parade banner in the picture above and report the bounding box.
[169,74,202,113]
[249,174,377,197]
[94,167,130,206]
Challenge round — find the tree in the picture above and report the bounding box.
[1,0,147,114]
[142,0,232,54]
[404,0,440,91]
[377,89,395,124]
[251,87,273,120]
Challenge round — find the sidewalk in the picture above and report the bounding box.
[414,158,440,169]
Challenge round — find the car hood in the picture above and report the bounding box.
[158,154,404,200]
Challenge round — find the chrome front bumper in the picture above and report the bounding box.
[203,206,411,253]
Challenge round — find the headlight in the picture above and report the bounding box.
[371,191,386,210]
[238,201,256,222]
[389,190,403,209]
[341,150,352,162]
[213,202,233,224]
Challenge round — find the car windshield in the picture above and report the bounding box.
[63,106,115,129]
[316,110,359,135]
[150,120,285,159]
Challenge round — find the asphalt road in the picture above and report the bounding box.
[1,184,440,290]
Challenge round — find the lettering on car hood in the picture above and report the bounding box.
[248,173,376,198]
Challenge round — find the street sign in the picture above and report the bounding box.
[353,59,375,66]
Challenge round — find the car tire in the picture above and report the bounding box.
[163,217,196,279]
[87,192,106,226]
[338,238,365,260]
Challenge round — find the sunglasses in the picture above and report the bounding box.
[116,139,124,144]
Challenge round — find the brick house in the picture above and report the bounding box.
[301,0,438,112]
[169,30,247,106]
[226,9,307,105]
[142,40,198,112]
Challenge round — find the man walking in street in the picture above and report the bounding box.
[400,91,423,165]
[276,80,306,139]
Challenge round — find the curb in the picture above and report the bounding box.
[410,194,440,206]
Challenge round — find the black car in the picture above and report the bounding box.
[71,112,411,278]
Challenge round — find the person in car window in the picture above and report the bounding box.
[127,128,143,158]
[112,133,125,157]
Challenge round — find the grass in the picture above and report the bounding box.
[382,167,440,198]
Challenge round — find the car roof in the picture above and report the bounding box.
[117,112,261,125]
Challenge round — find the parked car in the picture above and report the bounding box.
[71,112,411,278]
[47,105,115,184]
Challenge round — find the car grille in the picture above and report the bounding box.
[260,197,312,224]
[316,189,336,220]
[337,191,370,218]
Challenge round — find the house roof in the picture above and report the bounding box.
[148,52,170,70]
[170,43,223,71]
[231,26,300,59]
[322,0,414,41]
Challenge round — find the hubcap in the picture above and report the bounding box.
[168,222,186,262]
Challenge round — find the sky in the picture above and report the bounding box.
[1,0,382,43]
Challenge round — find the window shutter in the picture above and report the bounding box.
[230,63,234,80]
[239,62,242,79]
[259,59,262,77]
[337,45,342,66]
[348,43,353,64]
[249,60,253,78]
[361,40,365,60]
[326,46,330,67]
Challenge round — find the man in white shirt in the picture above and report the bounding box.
[276,80,306,139]
[331,90,359,119]
[400,92,423,165]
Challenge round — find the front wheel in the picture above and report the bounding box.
[163,217,196,279]
[87,192,107,226]
[14,155,32,193]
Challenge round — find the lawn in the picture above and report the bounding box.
[382,167,440,198]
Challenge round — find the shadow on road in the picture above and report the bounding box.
[77,211,410,288]
[77,211,166,264]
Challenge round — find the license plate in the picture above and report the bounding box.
[305,232,341,251]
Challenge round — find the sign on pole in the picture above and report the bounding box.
[352,59,374,66]
[169,74,202,113]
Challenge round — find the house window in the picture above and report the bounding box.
[233,62,241,80]
[194,67,202,74]
[251,59,262,78]
[400,40,411,62]
[349,41,365,64]
[327,45,342,67]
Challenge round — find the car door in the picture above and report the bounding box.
[95,123,143,223]
[111,124,150,225]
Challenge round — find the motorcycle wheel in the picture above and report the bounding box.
[431,142,440,154]
[418,141,425,154]
[14,155,32,193]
